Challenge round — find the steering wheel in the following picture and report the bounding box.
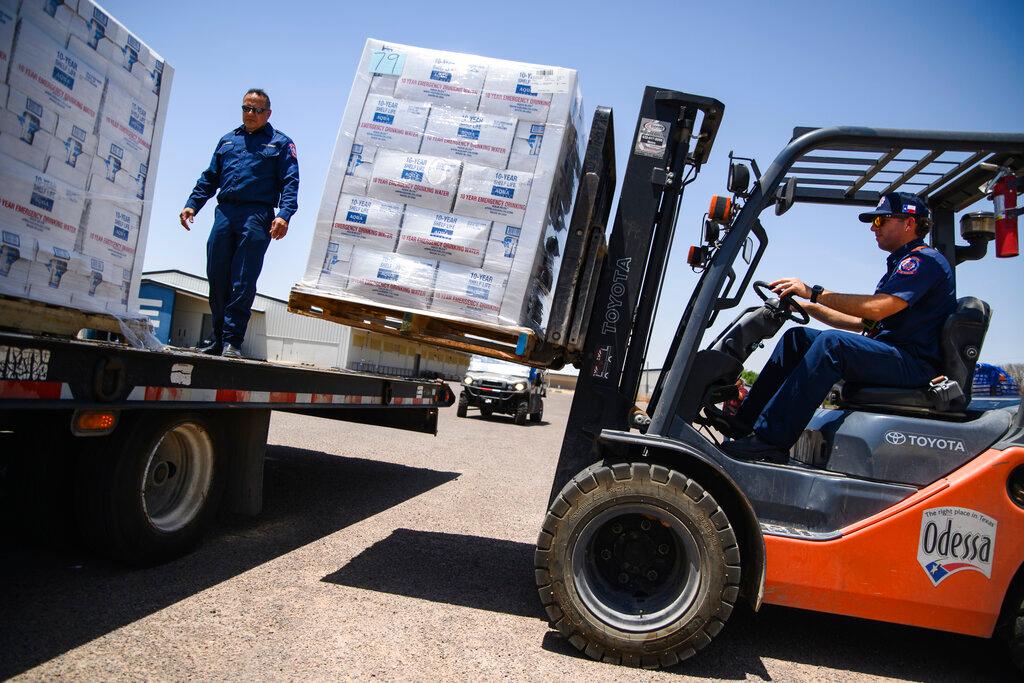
[753,280,810,325]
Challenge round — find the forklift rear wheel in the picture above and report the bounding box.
[536,462,740,668]
[456,394,468,418]
[514,401,529,425]
[75,411,226,566]
[530,401,543,423]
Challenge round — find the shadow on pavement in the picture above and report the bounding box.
[326,529,1016,681]
[0,446,459,680]
[323,528,543,619]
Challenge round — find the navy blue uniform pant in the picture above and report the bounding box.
[735,328,935,449]
[206,203,272,347]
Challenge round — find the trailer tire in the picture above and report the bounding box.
[530,400,544,423]
[75,411,226,566]
[536,462,741,668]
[456,394,468,418]
[514,401,528,426]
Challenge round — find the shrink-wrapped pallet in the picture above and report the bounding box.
[0,0,173,314]
[299,39,583,339]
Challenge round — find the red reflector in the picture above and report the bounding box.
[75,411,117,432]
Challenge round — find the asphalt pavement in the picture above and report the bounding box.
[1,387,1018,681]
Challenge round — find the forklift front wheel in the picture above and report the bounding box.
[536,462,741,668]
[456,393,468,418]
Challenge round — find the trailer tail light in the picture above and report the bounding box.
[73,410,118,436]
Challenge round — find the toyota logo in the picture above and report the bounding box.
[885,431,907,445]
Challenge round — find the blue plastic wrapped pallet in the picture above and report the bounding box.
[298,38,585,341]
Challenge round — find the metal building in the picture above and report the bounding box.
[138,270,470,379]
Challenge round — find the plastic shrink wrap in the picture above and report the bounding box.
[0,0,172,316]
[300,39,583,335]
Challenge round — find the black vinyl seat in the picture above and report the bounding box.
[839,297,991,416]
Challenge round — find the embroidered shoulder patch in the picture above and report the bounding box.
[288,142,297,159]
[897,256,920,275]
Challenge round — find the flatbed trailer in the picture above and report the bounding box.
[0,305,454,565]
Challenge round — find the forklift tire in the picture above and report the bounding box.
[536,462,741,668]
[456,394,468,418]
[998,578,1024,674]
[514,401,528,426]
[530,401,543,423]
[75,411,226,566]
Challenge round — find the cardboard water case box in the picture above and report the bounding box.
[67,252,129,311]
[345,247,437,309]
[97,81,156,164]
[8,19,106,129]
[330,192,403,252]
[341,143,376,195]
[430,262,508,323]
[367,150,461,213]
[0,89,59,170]
[419,108,515,168]
[479,66,560,123]
[353,93,429,154]
[483,224,520,274]
[454,164,533,227]
[89,146,146,201]
[26,236,77,306]
[508,121,545,172]
[393,50,487,111]
[80,198,141,265]
[396,205,489,268]
[17,0,78,44]
[318,240,355,291]
[0,227,32,297]
[0,153,84,247]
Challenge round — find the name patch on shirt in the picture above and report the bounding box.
[897,256,920,275]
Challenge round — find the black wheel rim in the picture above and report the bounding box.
[572,503,702,632]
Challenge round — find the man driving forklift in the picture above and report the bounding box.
[724,191,956,463]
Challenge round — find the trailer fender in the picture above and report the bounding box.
[596,430,765,610]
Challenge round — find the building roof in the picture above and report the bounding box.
[142,269,274,312]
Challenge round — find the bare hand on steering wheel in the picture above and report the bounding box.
[770,277,811,300]
[753,280,810,324]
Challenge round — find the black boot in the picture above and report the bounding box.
[196,339,223,355]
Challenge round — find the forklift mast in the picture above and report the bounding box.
[547,87,724,502]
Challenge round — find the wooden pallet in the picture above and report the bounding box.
[288,287,566,368]
[0,294,151,340]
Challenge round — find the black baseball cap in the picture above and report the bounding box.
[858,192,930,223]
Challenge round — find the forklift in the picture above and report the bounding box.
[534,87,1024,670]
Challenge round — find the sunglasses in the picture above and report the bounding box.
[873,214,910,227]
[241,105,267,115]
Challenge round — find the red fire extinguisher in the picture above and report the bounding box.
[989,168,1019,258]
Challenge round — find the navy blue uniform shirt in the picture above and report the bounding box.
[872,238,956,370]
[185,123,299,221]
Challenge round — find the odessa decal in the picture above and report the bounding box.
[917,506,997,586]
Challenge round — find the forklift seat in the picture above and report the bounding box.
[839,297,991,415]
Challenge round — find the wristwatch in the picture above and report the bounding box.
[810,284,824,304]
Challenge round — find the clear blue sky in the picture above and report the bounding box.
[104,0,1024,369]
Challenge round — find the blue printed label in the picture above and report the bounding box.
[3,231,20,247]
[113,227,129,241]
[54,246,71,259]
[372,112,394,125]
[457,126,480,140]
[515,84,534,96]
[26,98,43,118]
[491,186,514,199]
[430,69,452,83]
[377,265,399,281]
[401,169,423,182]
[346,211,367,224]
[430,224,453,238]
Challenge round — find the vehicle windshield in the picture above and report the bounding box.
[467,356,532,378]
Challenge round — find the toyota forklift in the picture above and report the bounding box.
[533,87,1024,670]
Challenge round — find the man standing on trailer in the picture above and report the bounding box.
[724,192,955,463]
[179,88,299,358]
